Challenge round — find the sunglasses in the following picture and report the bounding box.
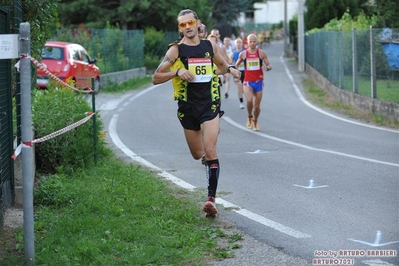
[178,20,197,29]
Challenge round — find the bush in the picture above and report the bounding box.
[144,27,165,56]
[53,24,145,74]
[145,54,162,70]
[32,80,108,174]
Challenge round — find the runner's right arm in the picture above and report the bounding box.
[152,45,195,84]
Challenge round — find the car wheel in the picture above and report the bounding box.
[93,78,100,94]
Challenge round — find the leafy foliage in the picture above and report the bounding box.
[24,155,246,265]
[210,0,253,25]
[0,0,59,57]
[144,27,165,56]
[32,81,108,174]
[307,11,393,81]
[57,0,215,31]
[289,15,298,37]
[56,0,260,32]
[362,0,399,28]
[23,1,59,57]
[51,23,145,74]
[308,11,378,32]
[304,0,362,31]
[34,174,76,207]
[305,0,399,31]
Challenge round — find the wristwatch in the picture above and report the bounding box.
[227,65,236,73]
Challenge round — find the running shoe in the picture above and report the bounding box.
[201,155,206,166]
[253,120,259,131]
[225,93,229,99]
[203,196,217,217]
[246,116,253,129]
[239,103,244,109]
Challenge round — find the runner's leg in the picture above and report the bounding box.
[253,90,263,121]
[184,129,203,160]
[243,85,254,117]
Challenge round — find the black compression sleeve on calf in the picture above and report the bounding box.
[206,159,219,198]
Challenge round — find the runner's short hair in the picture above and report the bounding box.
[177,9,199,20]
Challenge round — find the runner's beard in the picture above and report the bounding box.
[185,30,197,39]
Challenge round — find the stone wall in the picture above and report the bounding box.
[100,67,147,88]
[306,64,399,120]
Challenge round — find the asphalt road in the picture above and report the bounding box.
[95,40,399,266]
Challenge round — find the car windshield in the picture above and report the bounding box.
[41,47,64,60]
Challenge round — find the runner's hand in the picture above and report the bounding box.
[178,69,195,82]
[230,68,241,79]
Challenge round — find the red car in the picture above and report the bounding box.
[36,41,101,93]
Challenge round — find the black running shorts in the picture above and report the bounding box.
[177,101,220,131]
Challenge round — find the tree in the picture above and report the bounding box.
[0,0,58,56]
[304,0,362,30]
[362,0,399,28]
[57,0,111,29]
[57,0,215,31]
[210,0,254,25]
[140,0,214,31]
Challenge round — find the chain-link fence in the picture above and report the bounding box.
[153,31,181,58]
[0,0,21,223]
[52,28,145,74]
[305,28,399,103]
[242,22,273,33]
[47,27,399,105]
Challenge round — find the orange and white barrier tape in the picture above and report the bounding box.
[19,54,94,94]
[12,112,95,160]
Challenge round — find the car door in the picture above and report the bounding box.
[69,45,86,88]
[78,46,97,89]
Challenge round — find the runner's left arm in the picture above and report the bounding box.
[261,50,272,71]
[212,42,241,79]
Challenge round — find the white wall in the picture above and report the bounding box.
[254,0,298,24]
[234,13,246,27]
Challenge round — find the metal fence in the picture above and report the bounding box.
[52,28,145,74]
[243,22,273,34]
[0,1,21,224]
[305,28,399,103]
[153,31,181,58]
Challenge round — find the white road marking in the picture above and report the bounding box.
[349,231,399,247]
[223,117,399,168]
[109,111,312,239]
[97,94,131,111]
[158,171,196,191]
[106,60,397,240]
[234,209,312,239]
[362,259,397,266]
[215,198,312,239]
[279,55,399,134]
[246,149,269,154]
[109,114,162,171]
[293,179,329,189]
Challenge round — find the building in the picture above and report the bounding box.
[236,0,299,28]
[254,0,299,24]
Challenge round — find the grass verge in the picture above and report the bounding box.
[302,78,399,129]
[2,73,397,265]
[1,154,244,265]
[0,76,243,266]
[101,75,153,93]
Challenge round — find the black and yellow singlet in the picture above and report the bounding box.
[170,40,220,105]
